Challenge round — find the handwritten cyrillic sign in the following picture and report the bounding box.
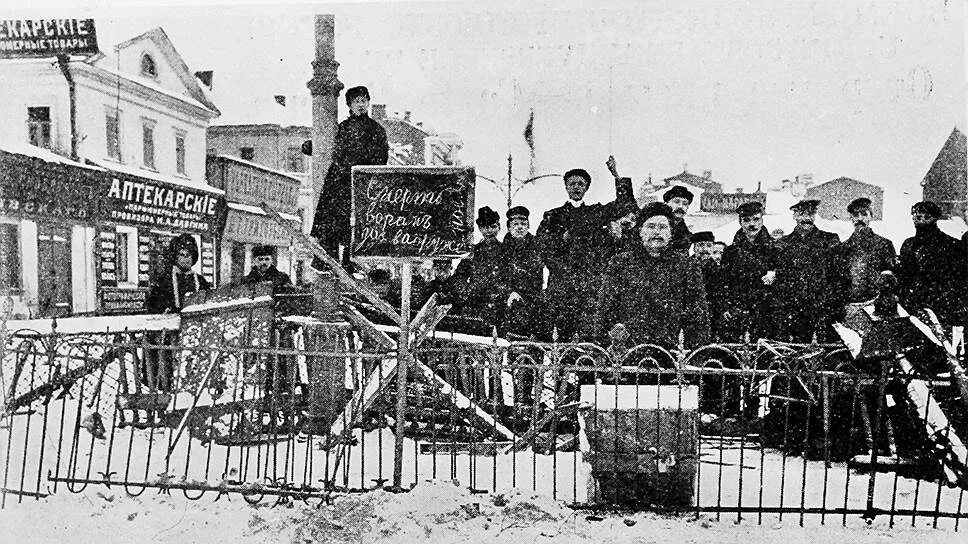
[351,166,475,259]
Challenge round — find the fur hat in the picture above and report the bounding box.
[251,245,275,258]
[663,185,694,204]
[476,206,500,227]
[169,234,199,266]
[636,202,675,227]
[345,86,370,105]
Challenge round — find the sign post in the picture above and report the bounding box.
[350,165,475,490]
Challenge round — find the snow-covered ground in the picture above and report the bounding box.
[3,478,966,544]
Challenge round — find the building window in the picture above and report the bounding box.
[239,146,254,161]
[0,223,21,293]
[27,106,51,149]
[142,121,155,169]
[286,145,305,172]
[141,54,157,78]
[105,109,121,161]
[115,226,139,287]
[175,132,186,175]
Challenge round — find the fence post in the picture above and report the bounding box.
[392,260,413,491]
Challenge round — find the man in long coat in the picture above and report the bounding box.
[501,205,545,337]
[722,201,781,341]
[663,185,695,255]
[595,202,710,349]
[537,166,635,341]
[775,199,841,342]
[897,201,966,329]
[827,197,896,317]
[451,207,508,331]
[310,86,389,265]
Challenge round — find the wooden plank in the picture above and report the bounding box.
[260,202,401,323]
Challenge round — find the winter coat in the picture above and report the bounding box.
[775,225,841,309]
[698,257,732,342]
[241,266,293,294]
[595,245,710,349]
[310,114,389,249]
[828,227,896,305]
[146,267,211,314]
[722,228,781,340]
[669,218,692,255]
[502,232,545,336]
[897,224,967,327]
[450,238,508,327]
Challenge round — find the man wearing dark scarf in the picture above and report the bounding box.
[310,86,389,267]
[897,201,966,329]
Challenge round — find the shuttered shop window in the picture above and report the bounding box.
[0,223,22,293]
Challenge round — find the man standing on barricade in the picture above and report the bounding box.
[451,207,508,333]
[897,201,966,329]
[537,163,635,340]
[310,85,389,267]
[722,201,780,341]
[241,245,294,293]
[827,198,896,317]
[775,199,841,342]
[595,202,710,349]
[501,205,545,338]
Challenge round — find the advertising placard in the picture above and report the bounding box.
[0,19,98,58]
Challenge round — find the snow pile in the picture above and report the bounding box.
[290,479,588,544]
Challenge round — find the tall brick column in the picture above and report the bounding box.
[306,14,343,218]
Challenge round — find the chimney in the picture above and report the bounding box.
[404,111,411,123]
[195,70,214,89]
[756,181,762,192]
[682,162,688,173]
[371,104,386,120]
[736,187,744,194]
[703,170,712,180]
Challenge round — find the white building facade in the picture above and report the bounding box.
[0,27,223,318]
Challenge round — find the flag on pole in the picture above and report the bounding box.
[523,109,535,178]
[523,110,534,151]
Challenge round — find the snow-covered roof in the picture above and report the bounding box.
[214,154,304,183]
[6,314,180,336]
[227,201,301,223]
[87,63,215,115]
[0,142,106,172]
[86,156,225,195]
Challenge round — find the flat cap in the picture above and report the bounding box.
[506,205,530,220]
[790,199,820,212]
[736,201,764,217]
[847,197,872,214]
[637,202,675,226]
[690,231,715,244]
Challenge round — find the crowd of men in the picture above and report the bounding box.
[305,85,966,350]
[431,161,967,349]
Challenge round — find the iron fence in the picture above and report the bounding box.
[1,324,966,529]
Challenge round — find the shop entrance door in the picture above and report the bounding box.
[37,223,73,317]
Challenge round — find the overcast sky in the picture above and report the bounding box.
[6,0,967,216]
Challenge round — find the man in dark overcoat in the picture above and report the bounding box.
[664,185,695,255]
[691,231,730,342]
[827,197,896,316]
[775,199,841,342]
[721,201,781,341]
[241,245,293,293]
[451,207,508,331]
[310,86,389,265]
[536,167,634,340]
[897,201,967,329]
[501,205,545,337]
[595,202,710,349]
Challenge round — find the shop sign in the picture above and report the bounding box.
[100,287,147,314]
[351,166,475,259]
[0,19,98,58]
[213,157,300,214]
[0,150,102,221]
[223,209,293,246]
[699,192,767,215]
[103,173,226,234]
